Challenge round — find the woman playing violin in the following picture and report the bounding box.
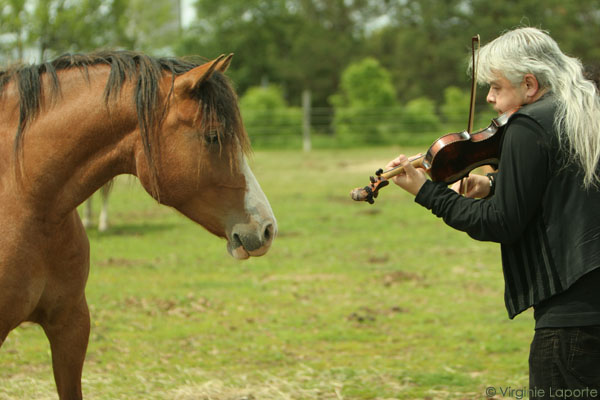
[387,27,600,395]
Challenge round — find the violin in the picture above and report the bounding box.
[350,110,515,204]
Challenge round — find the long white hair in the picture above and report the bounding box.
[473,27,600,188]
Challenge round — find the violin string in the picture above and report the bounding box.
[383,154,425,176]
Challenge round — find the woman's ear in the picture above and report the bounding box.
[523,73,540,99]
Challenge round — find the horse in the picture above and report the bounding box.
[0,51,277,399]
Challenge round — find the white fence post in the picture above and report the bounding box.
[302,89,311,152]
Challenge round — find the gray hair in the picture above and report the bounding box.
[472,27,600,188]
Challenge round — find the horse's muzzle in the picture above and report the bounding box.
[227,219,277,260]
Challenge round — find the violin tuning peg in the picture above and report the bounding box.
[375,168,383,176]
[369,176,376,183]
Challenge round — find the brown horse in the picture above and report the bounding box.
[0,52,276,399]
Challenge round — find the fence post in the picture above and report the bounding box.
[302,89,311,152]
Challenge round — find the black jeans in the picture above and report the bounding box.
[530,326,600,399]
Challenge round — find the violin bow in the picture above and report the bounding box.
[460,34,480,195]
[467,35,480,134]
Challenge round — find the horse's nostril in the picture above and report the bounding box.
[230,222,275,255]
[263,223,274,242]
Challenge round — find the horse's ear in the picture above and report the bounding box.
[175,54,226,94]
[216,53,234,73]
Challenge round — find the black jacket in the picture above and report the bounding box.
[415,96,600,319]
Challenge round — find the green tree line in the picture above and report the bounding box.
[0,0,179,60]
[1,0,599,146]
[181,0,600,108]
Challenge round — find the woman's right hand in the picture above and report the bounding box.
[450,174,491,198]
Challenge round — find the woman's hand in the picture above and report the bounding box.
[385,154,428,196]
[450,174,491,198]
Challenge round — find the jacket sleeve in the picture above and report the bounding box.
[414,116,550,244]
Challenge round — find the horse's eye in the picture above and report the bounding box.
[205,131,219,145]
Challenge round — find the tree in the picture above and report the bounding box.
[29,0,111,59]
[107,0,179,54]
[239,85,302,148]
[400,97,440,134]
[181,0,387,107]
[441,86,470,130]
[367,0,600,108]
[0,0,27,59]
[2,0,598,122]
[365,0,472,105]
[331,57,400,145]
[0,0,180,62]
[469,0,600,68]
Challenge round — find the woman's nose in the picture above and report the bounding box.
[486,89,495,104]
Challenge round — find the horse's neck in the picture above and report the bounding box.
[15,68,140,221]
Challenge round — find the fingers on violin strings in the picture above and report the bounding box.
[386,156,400,169]
[400,155,416,175]
[395,155,407,167]
[387,155,404,170]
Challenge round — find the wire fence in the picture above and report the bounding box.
[242,106,496,149]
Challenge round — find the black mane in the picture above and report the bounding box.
[1,51,201,146]
[0,51,249,191]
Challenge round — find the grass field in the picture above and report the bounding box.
[0,147,533,399]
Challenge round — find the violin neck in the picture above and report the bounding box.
[381,154,425,179]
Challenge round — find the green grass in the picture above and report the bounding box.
[0,147,533,399]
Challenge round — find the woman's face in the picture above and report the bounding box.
[485,74,529,115]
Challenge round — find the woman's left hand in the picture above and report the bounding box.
[385,154,428,196]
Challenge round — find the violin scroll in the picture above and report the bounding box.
[350,155,425,204]
[350,168,389,204]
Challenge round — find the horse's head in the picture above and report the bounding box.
[134,55,276,259]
